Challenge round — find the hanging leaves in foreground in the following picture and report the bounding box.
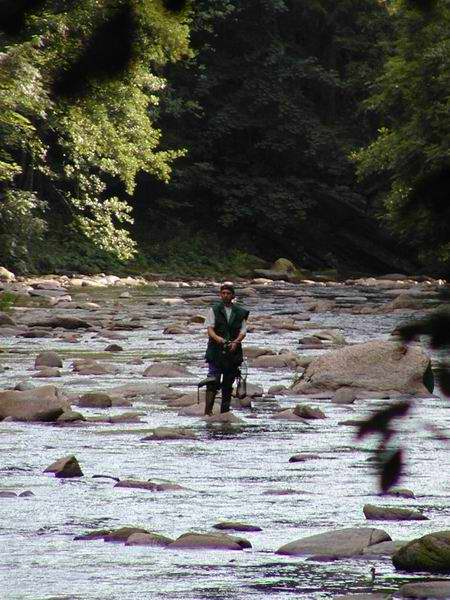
[380,449,403,493]
[357,401,411,440]
[52,2,138,98]
[0,0,47,35]
[162,0,188,13]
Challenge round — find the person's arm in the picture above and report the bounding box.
[230,321,247,351]
[206,308,225,345]
[207,325,225,345]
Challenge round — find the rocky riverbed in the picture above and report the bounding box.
[0,269,449,599]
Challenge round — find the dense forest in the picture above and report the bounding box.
[0,0,449,277]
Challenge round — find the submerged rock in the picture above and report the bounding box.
[334,594,391,600]
[104,527,149,543]
[125,532,173,547]
[392,530,450,573]
[143,362,192,378]
[289,453,321,462]
[293,404,326,419]
[169,532,251,550]
[277,527,391,557]
[114,480,185,492]
[213,522,262,532]
[387,486,415,499]
[141,427,197,441]
[363,504,427,521]
[74,529,113,541]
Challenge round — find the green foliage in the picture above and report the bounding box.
[354,0,450,272]
[0,190,47,273]
[139,230,267,277]
[0,291,18,313]
[0,0,190,269]
[140,0,396,271]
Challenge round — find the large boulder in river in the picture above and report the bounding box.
[277,527,391,557]
[292,340,432,396]
[397,580,450,598]
[0,385,69,421]
[392,530,450,573]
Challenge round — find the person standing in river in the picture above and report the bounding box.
[204,284,249,415]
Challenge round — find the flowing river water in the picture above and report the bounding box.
[0,279,448,599]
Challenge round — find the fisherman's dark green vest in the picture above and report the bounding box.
[205,302,249,366]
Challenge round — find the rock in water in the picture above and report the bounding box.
[44,455,83,478]
[35,351,63,368]
[293,340,432,396]
[125,532,173,547]
[392,530,450,573]
[397,581,450,598]
[363,504,428,521]
[293,404,326,419]
[114,480,185,492]
[0,385,68,421]
[143,362,192,377]
[169,532,251,550]
[104,527,149,543]
[78,393,112,408]
[213,522,262,532]
[0,312,16,326]
[277,527,391,557]
[28,316,92,329]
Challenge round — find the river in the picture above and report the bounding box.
[0,278,447,599]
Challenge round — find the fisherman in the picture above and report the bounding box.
[204,283,249,415]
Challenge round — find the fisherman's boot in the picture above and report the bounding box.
[204,387,217,416]
[221,368,237,413]
[220,386,232,413]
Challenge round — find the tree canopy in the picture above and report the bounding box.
[0,0,190,271]
[354,0,450,274]
[0,0,448,275]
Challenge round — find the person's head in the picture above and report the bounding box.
[219,283,235,305]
